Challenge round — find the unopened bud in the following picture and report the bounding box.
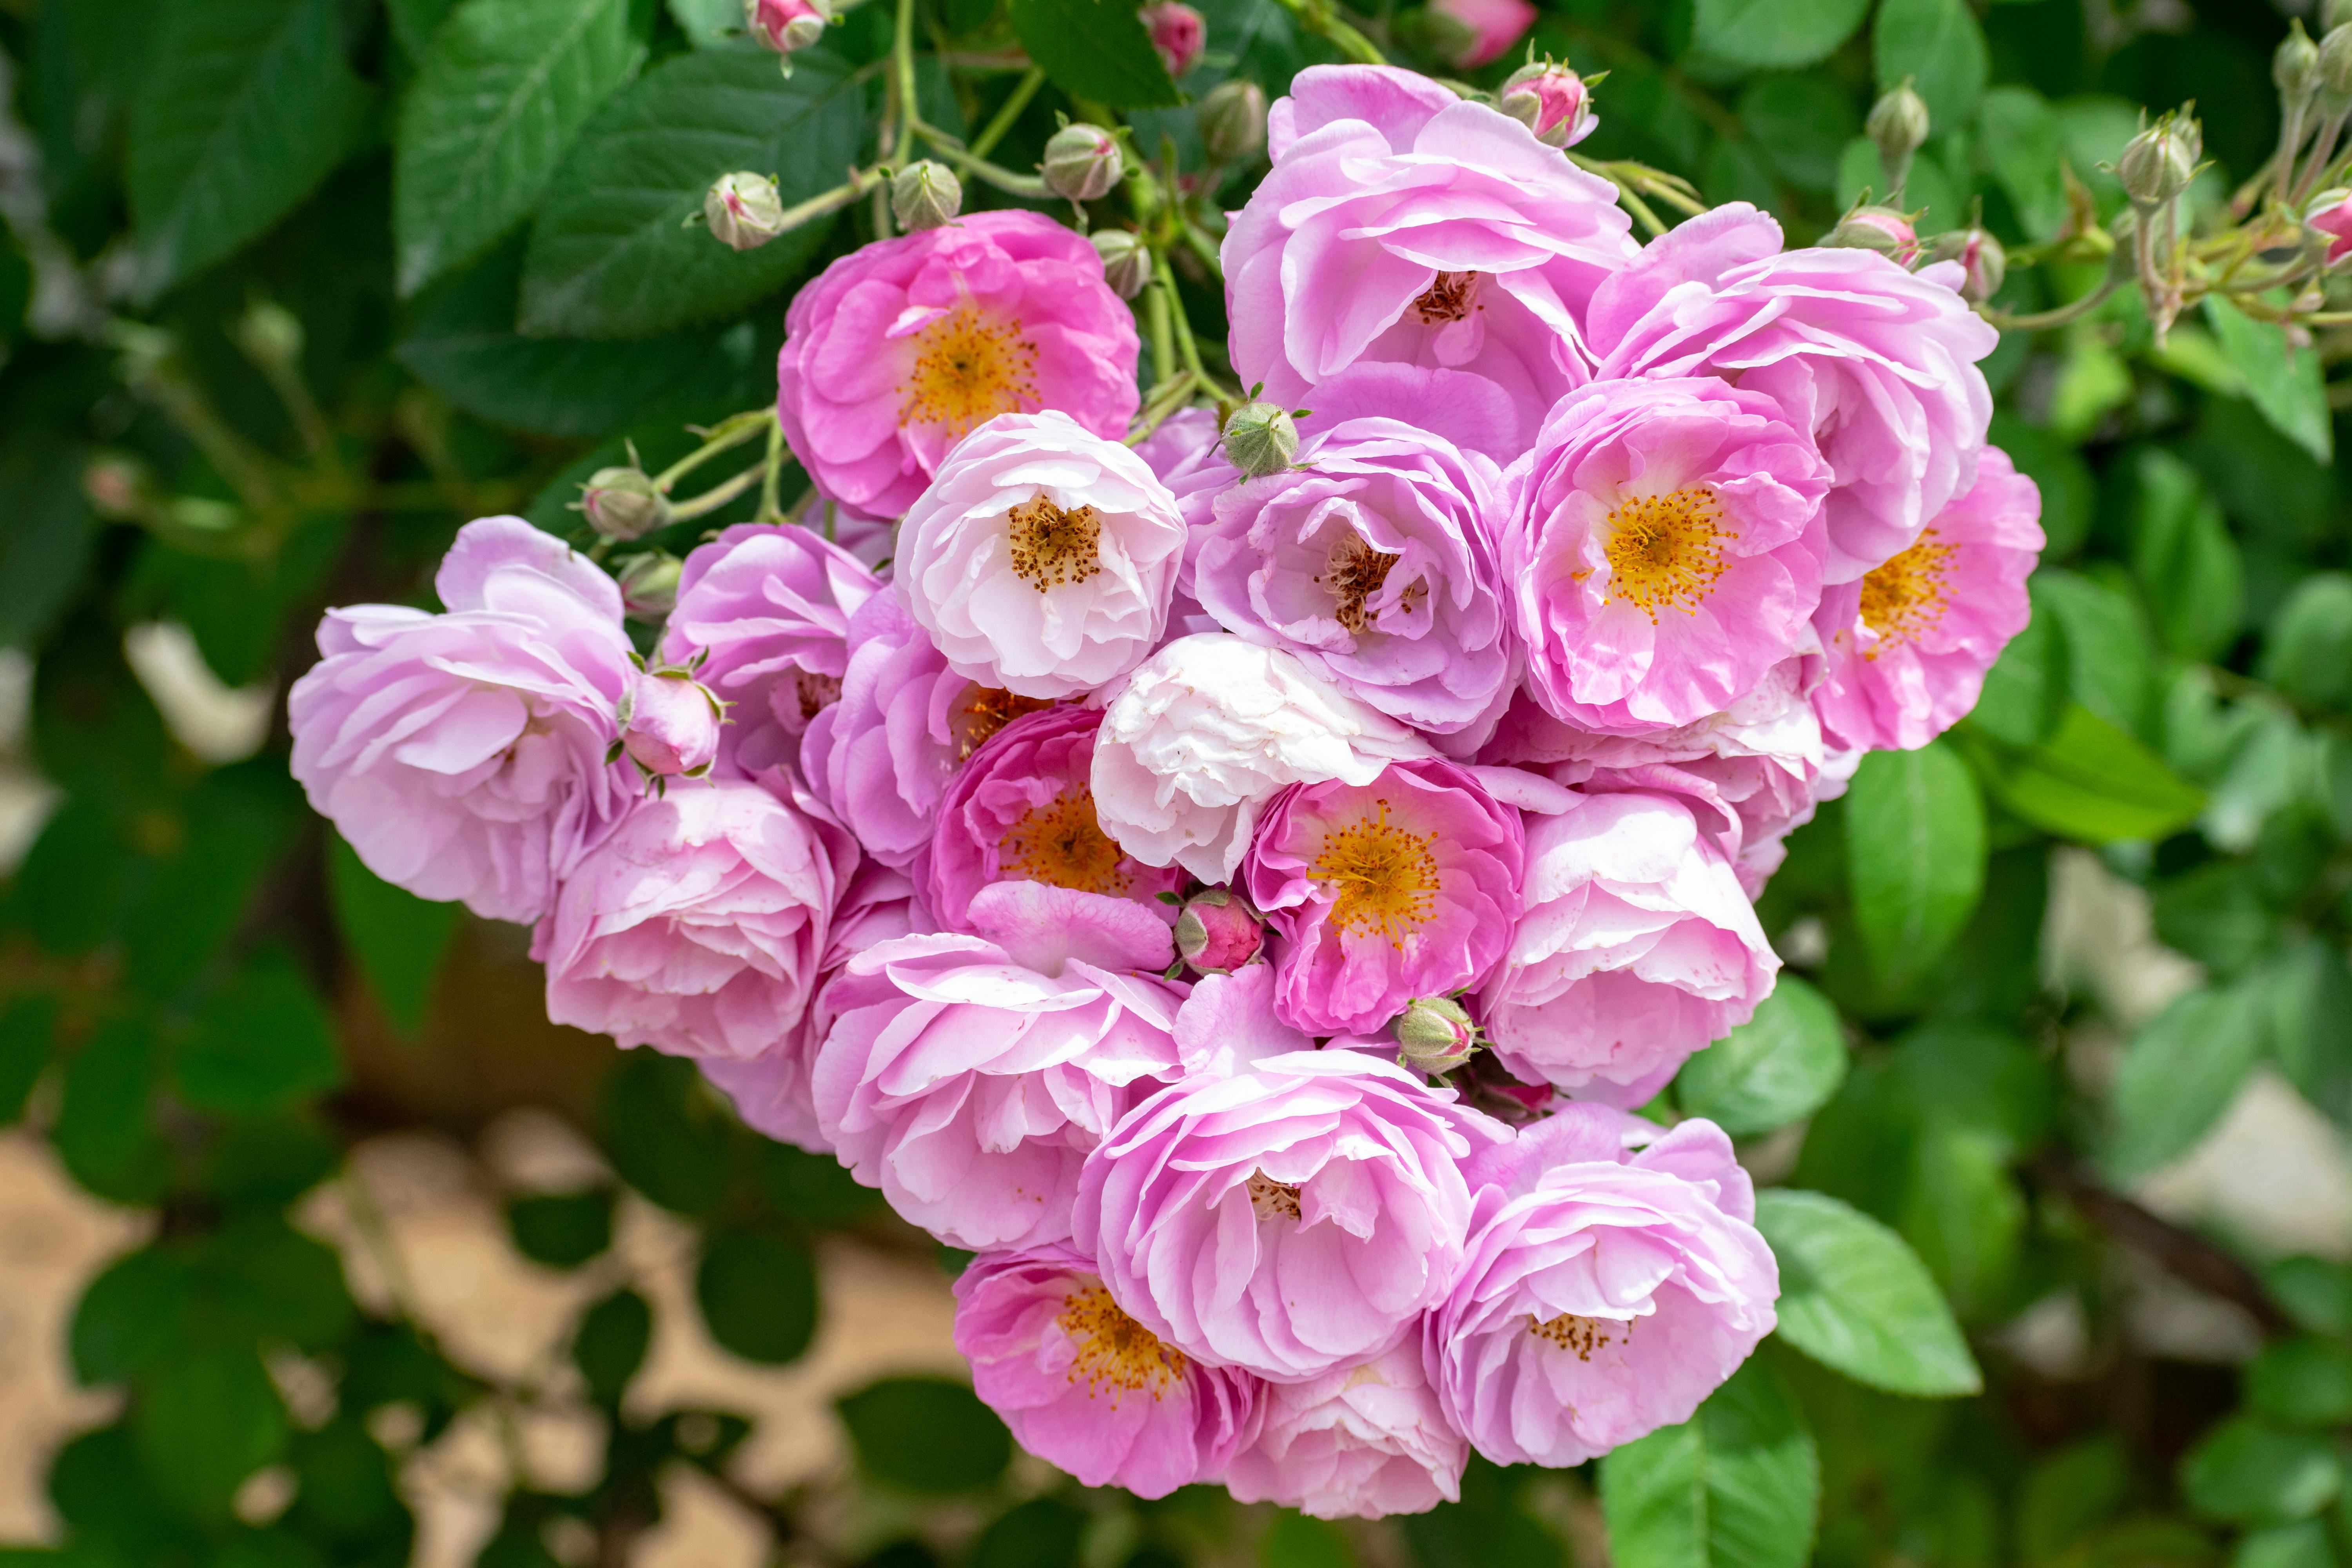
[579,467,671,541]
[1393,996,1479,1074]
[1866,80,1931,195]
[83,454,148,518]
[1091,230,1153,299]
[1172,889,1263,975]
[1824,205,1919,265]
[1140,0,1206,79]
[1495,59,1596,149]
[615,551,684,619]
[618,668,722,780]
[1928,226,2007,304]
[2322,24,2352,105]
[2278,20,2321,102]
[746,0,829,53]
[703,171,787,250]
[236,299,304,368]
[1197,79,1268,163]
[2331,0,2352,33]
[2306,189,2352,268]
[2117,112,2200,207]
[1042,123,1123,203]
[891,160,962,231]
[1220,399,1298,478]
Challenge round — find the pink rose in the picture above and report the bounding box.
[1811,447,2045,752]
[1139,0,1206,77]
[619,669,722,779]
[1429,1105,1779,1467]
[1243,759,1523,1037]
[1225,1338,1465,1517]
[748,0,828,52]
[289,517,635,924]
[1502,376,1831,735]
[955,1243,1260,1497]
[2307,189,2352,266]
[777,211,1140,518]
[1478,789,1778,1103]
[1429,0,1534,67]
[1496,59,1596,150]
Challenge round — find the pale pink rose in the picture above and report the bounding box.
[955,1244,1260,1497]
[1243,759,1523,1037]
[777,211,1140,518]
[619,669,722,779]
[1478,789,1778,1103]
[1502,376,1830,735]
[1296,360,1547,466]
[658,522,881,778]
[1225,1338,1466,1519]
[1430,1105,1779,1468]
[924,705,1183,933]
[1133,405,1240,636]
[812,882,1185,1250]
[1139,0,1206,77]
[1811,447,2044,752]
[535,778,854,1061]
[1227,65,1638,430]
[1430,0,1534,67]
[899,410,1187,699]
[1586,203,1998,583]
[289,516,635,924]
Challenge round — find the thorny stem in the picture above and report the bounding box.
[971,65,1046,159]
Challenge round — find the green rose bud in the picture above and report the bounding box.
[703,171,787,251]
[891,160,962,232]
[1393,996,1479,1075]
[2117,112,2200,207]
[579,466,671,542]
[1091,230,1154,300]
[1865,80,1931,196]
[1042,123,1123,203]
[1220,399,1299,478]
[1197,79,1269,164]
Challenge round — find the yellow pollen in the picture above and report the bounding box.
[999,788,1130,895]
[1005,494,1103,592]
[1314,534,1404,633]
[1412,271,1480,324]
[1058,1286,1187,1400]
[898,304,1040,436]
[1601,486,1731,621]
[1857,528,1956,656]
[952,686,1055,760]
[1529,1312,1622,1361]
[1246,1171,1304,1221]
[1311,799,1439,948]
[795,670,841,721]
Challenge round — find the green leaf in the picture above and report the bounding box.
[1844,741,1985,989]
[54,1020,170,1203]
[2048,325,2134,445]
[1964,704,2205,844]
[1599,1357,1820,1568]
[0,425,96,651]
[176,949,345,1115]
[2151,862,2274,973]
[2180,1416,2342,1526]
[668,0,759,46]
[1969,606,2065,748]
[837,1377,1013,1493]
[2234,1521,2337,1568]
[394,0,647,296]
[507,1190,615,1269]
[1737,75,1858,194]
[696,1230,820,1365]
[603,1053,731,1215]
[123,760,302,1000]
[71,1248,192,1386]
[1009,0,1181,108]
[1753,1188,1982,1397]
[2258,573,2352,711]
[1835,136,1959,232]
[2268,939,2352,1129]
[2125,449,2243,663]
[195,1214,357,1349]
[1896,1125,2024,1321]
[127,0,374,298]
[1261,1512,1358,1568]
[970,1499,1089,1568]
[328,832,459,1040]
[1691,0,1871,70]
[1872,0,1986,133]
[518,49,869,337]
[132,1345,289,1520]
[2205,296,2332,465]
[0,993,56,1125]
[289,1417,409,1540]
[1675,977,1846,1136]
[2106,984,2267,1181]
[1978,87,2067,240]
[388,0,459,58]
[2247,1338,2352,1428]
[2266,1256,2352,1337]
[574,1288,653,1405]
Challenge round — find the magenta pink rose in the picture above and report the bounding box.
[1429,0,1534,67]
[1138,0,1206,77]
[2307,190,2352,266]
[1428,1105,1778,1467]
[955,1243,1260,1497]
[1503,376,1831,735]
[289,516,635,924]
[1811,447,2045,752]
[777,211,1140,518]
[1243,759,1523,1037]
[1225,1338,1466,1519]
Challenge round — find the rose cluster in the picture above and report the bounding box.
[288,64,2040,1517]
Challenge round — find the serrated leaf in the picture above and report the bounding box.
[1755,1188,1982,1397]
[128,0,374,299]
[1844,740,1985,990]
[1691,0,1871,71]
[1599,1357,1821,1568]
[1677,977,1847,1136]
[518,49,868,337]
[1871,0,1985,133]
[2107,984,2267,1181]
[2205,296,2332,465]
[1010,0,1182,107]
[395,0,647,296]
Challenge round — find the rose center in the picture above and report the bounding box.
[898,304,1040,436]
[953,686,1055,759]
[795,670,840,721]
[1529,1311,1621,1361]
[1310,799,1439,947]
[1316,533,1405,633]
[1005,494,1104,592]
[1601,486,1730,621]
[1412,271,1480,325]
[999,788,1131,895]
[1857,528,1956,655]
[1246,1171,1304,1221]
[1058,1285,1187,1399]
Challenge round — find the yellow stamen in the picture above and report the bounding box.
[1601,486,1730,621]
[999,788,1130,895]
[1857,528,1956,656]
[1246,1171,1303,1221]
[1529,1312,1622,1361]
[1058,1285,1187,1399]
[1412,271,1479,325]
[1311,799,1439,948]
[1315,534,1404,633]
[1005,494,1103,592]
[898,304,1040,436]
[952,686,1054,760]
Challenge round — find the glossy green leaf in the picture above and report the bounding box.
[2258,573,2352,711]
[1969,606,2065,748]
[970,1498,1088,1568]
[1009,0,1182,108]
[132,1346,289,1519]
[1754,1188,1982,1396]
[2125,449,2243,663]
[54,1020,170,1203]
[1691,0,1870,70]
[70,1248,191,1386]
[1969,704,2204,844]
[1261,1512,1357,1568]
[574,1288,653,1405]
[1599,1357,1820,1568]
[2106,984,2267,1181]
[1872,0,1986,132]
[387,0,459,59]
[1979,87,2067,240]
[1737,75,1858,193]
[176,950,345,1116]
[327,833,459,1040]
[507,1190,615,1269]
[2234,1521,2337,1568]
[0,994,55,1125]
[696,1230,820,1365]
[2267,1256,2352,1337]
[837,1377,1012,1492]
[2246,1338,2352,1428]
[2180,1416,2341,1526]
[2205,296,2332,465]
[1676,977,1846,1136]
[2269,939,2352,1129]
[1844,740,1985,989]
[603,1054,731,1215]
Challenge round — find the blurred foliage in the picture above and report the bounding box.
[0,0,2348,1566]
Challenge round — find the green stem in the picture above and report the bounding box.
[891,0,919,167]
[1178,219,1225,280]
[914,123,1053,196]
[1124,372,1198,445]
[667,462,767,522]
[653,409,774,491]
[1272,0,1385,64]
[972,66,1045,159]
[1155,251,1231,401]
[1981,276,2120,332]
[1145,278,1175,392]
[756,417,788,523]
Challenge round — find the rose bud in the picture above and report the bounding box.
[1824,204,1920,265]
[1140,0,1206,79]
[2279,20,2321,104]
[1197,79,1268,163]
[2324,23,2352,106]
[578,466,671,541]
[703,171,787,250]
[1091,229,1154,300]
[1495,59,1596,149]
[1174,889,1264,975]
[746,0,829,53]
[1218,398,1298,478]
[1393,996,1479,1075]
[614,550,684,620]
[1042,123,1124,203]
[619,667,724,779]
[2118,112,2200,207]
[1928,225,2007,303]
[891,160,962,231]
[1865,79,1930,194]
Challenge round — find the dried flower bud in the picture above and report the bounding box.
[2278,19,2321,102]
[1173,888,1264,975]
[1042,123,1123,203]
[703,171,787,250]
[1197,79,1268,164]
[615,551,684,620]
[1494,59,1597,149]
[746,0,829,53]
[579,466,671,541]
[1140,0,1206,79]
[1928,226,2007,304]
[1392,996,1479,1075]
[1865,79,1931,195]
[891,160,962,231]
[1220,399,1298,478]
[619,668,723,780]
[1824,205,1920,265]
[1091,229,1154,300]
[2118,112,2200,207]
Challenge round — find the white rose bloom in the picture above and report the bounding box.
[1091,633,1432,882]
[900,409,1187,699]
